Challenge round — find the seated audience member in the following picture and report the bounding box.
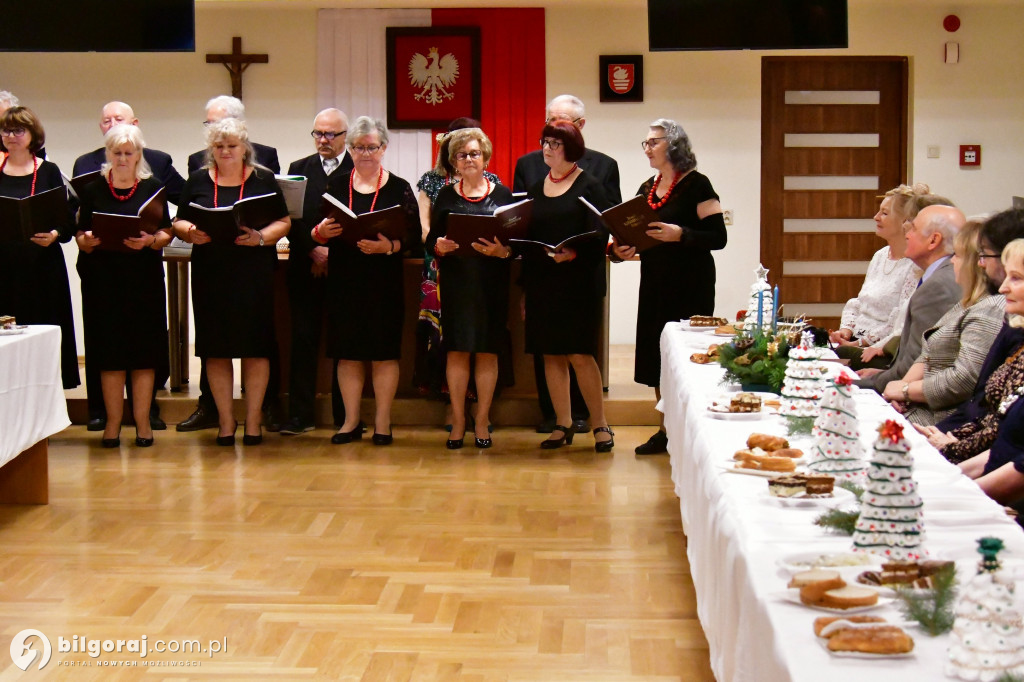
[856,202,965,393]
[956,238,1024,504]
[917,207,1024,442]
[831,184,926,370]
[880,219,1004,425]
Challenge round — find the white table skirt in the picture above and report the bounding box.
[0,325,70,465]
[660,322,1024,682]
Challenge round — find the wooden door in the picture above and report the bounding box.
[760,57,908,330]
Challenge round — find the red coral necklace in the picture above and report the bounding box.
[213,166,245,208]
[0,154,38,196]
[350,167,383,213]
[458,177,490,203]
[647,172,681,211]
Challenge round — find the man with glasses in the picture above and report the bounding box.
[512,94,621,434]
[186,95,280,175]
[72,101,185,433]
[279,108,353,435]
[178,95,282,432]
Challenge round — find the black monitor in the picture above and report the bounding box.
[648,0,848,52]
[0,1,195,52]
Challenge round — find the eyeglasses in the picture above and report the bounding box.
[641,137,665,150]
[545,116,581,125]
[540,138,563,150]
[455,150,483,161]
[312,130,346,141]
[978,252,1002,261]
[0,128,26,138]
[350,144,382,155]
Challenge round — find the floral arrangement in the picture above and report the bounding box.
[716,330,791,393]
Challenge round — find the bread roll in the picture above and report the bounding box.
[826,626,914,654]
[773,448,804,459]
[813,615,886,637]
[746,433,789,451]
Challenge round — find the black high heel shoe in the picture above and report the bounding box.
[540,424,575,450]
[216,422,237,447]
[101,437,120,448]
[331,423,365,445]
[372,431,393,446]
[243,427,263,446]
[135,436,154,448]
[593,426,615,453]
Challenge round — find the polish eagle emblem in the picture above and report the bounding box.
[408,46,459,105]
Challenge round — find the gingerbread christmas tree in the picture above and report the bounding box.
[947,537,1024,681]
[851,420,926,560]
[807,374,867,484]
[779,331,829,418]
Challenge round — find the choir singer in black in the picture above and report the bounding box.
[75,125,173,448]
[279,108,353,435]
[427,128,515,449]
[172,118,290,446]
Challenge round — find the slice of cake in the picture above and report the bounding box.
[769,475,807,497]
[730,392,762,413]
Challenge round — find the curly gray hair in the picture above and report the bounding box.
[649,118,696,173]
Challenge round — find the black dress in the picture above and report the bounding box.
[177,168,288,359]
[0,161,80,388]
[428,183,515,354]
[522,171,610,356]
[324,172,419,361]
[76,177,170,371]
[634,171,724,387]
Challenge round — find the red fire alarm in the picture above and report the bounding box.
[960,145,981,167]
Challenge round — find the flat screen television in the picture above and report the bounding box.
[648,0,848,51]
[0,1,195,52]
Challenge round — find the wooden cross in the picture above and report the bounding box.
[205,36,268,100]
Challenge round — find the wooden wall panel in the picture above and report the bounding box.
[781,275,862,303]
[783,190,881,218]
[783,148,881,175]
[783,105,880,133]
[783,233,881,261]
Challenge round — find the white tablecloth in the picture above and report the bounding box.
[0,325,70,465]
[660,323,1024,682]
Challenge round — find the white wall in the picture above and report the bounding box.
[1,1,1022,350]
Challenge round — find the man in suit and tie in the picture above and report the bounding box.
[177,95,283,432]
[857,202,966,394]
[73,101,185,204]
[73,101,183,432]
[279,108,353,435]
[186,95,280,175]
[512,94,621,434]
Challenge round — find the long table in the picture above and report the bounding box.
[660,322,1024,682]
[0,325,70,504]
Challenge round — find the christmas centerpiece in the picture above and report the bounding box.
[851,420,926,561]
[946,537,1024,681]
[807,374,867,484]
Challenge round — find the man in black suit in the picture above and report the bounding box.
[73,102,185,204]
[73,101,183,432]
[856,203,966,393]
[177,95,283,432]
[185,95,280,175]
[512,94,621,434]
[279,108,353,434]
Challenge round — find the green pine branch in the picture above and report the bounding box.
[814,509,860,535]
[894,563,958,636]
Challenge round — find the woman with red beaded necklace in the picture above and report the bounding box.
[0,106,79,390]
[314,116,419,446]
[611,118,726,455]
[427,128,515,449]
[521,121,615,452]
[75,125,172,447]
[172,118,291,447]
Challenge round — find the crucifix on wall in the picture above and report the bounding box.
[205,36,269,100]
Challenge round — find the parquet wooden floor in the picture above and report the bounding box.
[0,426,713,681]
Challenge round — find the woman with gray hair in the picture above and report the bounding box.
[75,124,172,447]
[172,117,291,446]
[314,116,419,446]
[611,118,726,455]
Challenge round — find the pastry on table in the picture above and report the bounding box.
[688,315,728,327]
[746,433,789,451]
[730,392,762,412]
[813,615,886,637]
[826,626,914,654]
[768,475,808,497]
